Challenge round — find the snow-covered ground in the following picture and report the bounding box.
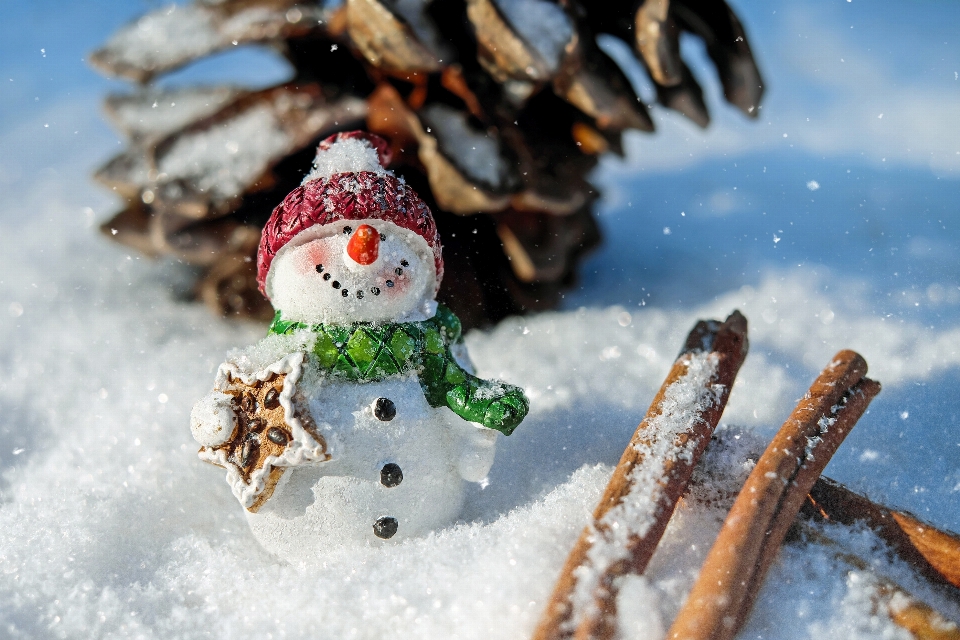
[1,1,958,638]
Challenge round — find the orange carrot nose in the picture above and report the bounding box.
[346,224,380,265]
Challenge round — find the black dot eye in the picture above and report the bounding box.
[400,260,409,267]
[323,273,331,281]
[386,280,394,288]
[394,267,403,276]
[341,289,349,297]
[356,290,363,299]
[315,264,324,273]
[379,233,386,241]
[373,516,398,539]
[370,287,380,296]
[343,226,352,234]
[380,463,403,487]
[332,280,341,289]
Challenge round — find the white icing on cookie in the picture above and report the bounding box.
[197,352,331,509]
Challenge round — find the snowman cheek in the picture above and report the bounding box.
[295,243,332,276]
[381,271,412,297]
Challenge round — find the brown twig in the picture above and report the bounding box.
[793,520,960,640]
[804,477,960,593]
[532,310,749,640]
[667,350,881,640]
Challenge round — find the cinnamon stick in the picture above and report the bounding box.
[667,350,880,640]
[804,477,960,592]
[532,311,749,640]
[793,520,960,640]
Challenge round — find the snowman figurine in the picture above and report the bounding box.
[189,131,528,558]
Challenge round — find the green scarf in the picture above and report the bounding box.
[268,305,527,435]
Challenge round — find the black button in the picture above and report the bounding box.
[380,463,403,488]
[374,397,396,421]
[373,516,398,539]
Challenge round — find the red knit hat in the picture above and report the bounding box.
[257,131,443,299]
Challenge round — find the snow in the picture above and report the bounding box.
[156,104,291,203]
[569,350,720,628]
[98,5,220,70]
[302,136,388,184]
[2,0,960,638]
[92,3,309,78]
[104,86,242,142]
[493,0,574,72]
[420,104,508,189]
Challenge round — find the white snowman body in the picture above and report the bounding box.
[190,132,524,559]
[245,373,497,555]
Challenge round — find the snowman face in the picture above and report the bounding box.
[267,219,437,325]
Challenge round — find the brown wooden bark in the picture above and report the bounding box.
[532,310,749,640]
[666,350,880,640]
[805,477,960,593]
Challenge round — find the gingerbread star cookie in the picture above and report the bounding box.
[191,352,329,512]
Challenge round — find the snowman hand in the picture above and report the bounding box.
[190,391,238,447]
[482,391,528,436]
[457,423,498,483]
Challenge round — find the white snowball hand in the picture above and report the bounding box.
[190,391,237,447]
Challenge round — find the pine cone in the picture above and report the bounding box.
[90,0,763,328]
